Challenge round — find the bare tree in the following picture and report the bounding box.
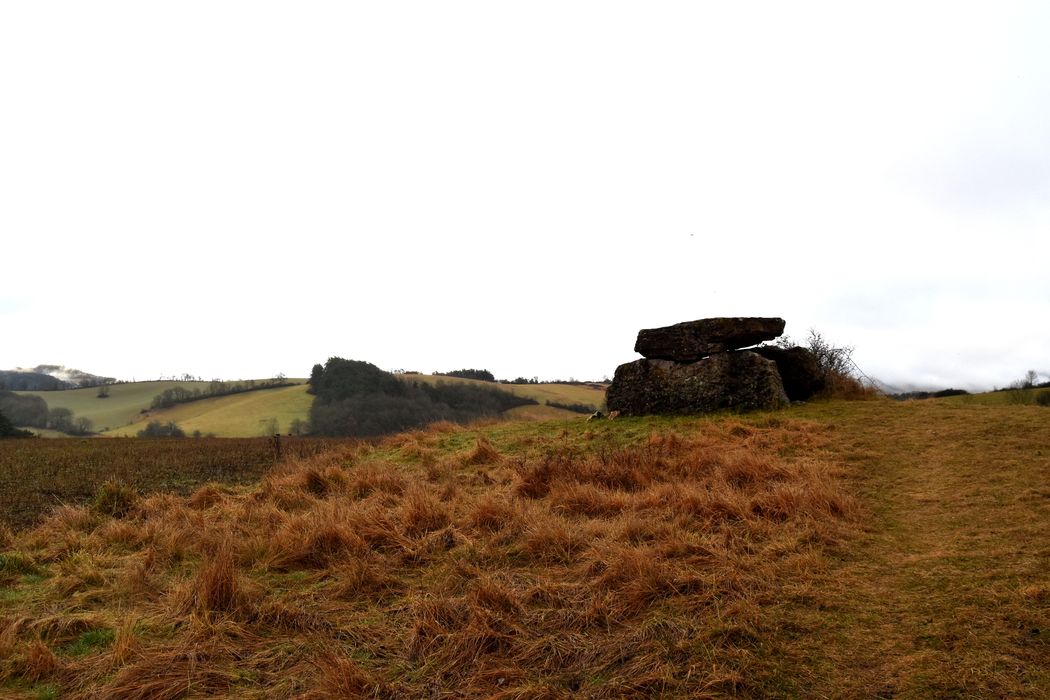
[805,329,856,379]
[1024,369,1039,389]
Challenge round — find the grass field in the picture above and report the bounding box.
[18,377,604,438]
[104,384,316,438]
[771,398,1050,696]
[17,382,219,433]
[1,396,1047,696]
[17,380,307,435]
[936,386,1050,407]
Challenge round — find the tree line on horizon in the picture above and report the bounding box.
[149,377,292,410]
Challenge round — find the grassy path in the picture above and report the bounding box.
[776,400,1050,697]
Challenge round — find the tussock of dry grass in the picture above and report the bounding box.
[0,417,856,697]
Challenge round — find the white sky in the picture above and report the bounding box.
[2,2,1048,391]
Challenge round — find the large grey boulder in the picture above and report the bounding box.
[634,317,786,362]
[752,346,825,402]
[606,351,790,416]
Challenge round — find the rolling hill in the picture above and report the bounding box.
[14,375,608,438]
[16,381,228,432]
[104,384,315,437]
[16,381,306,436]
[400,373,607,413]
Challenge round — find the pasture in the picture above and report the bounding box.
[16,380,307,435]
[104,384,315,438]
[17,381,220,433]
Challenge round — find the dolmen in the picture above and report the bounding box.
[606,317,824,416]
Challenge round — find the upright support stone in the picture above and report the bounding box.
[752,346,825,401]
[606,351,790,416]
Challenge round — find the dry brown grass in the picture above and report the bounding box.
[0,415,858,697]
[773,399,1050,697]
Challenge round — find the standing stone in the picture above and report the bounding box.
[634,317,786,362]
[752,346,825,402]
[606,351,790,416]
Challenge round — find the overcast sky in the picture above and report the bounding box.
[2,2,1048,391]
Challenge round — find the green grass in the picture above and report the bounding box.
[61,628,115,657]
[763,397,1050,697]
[0,552,41,576]
[936,387,1050,407]
[18,381,222,432]
[17,380,303,434]
[104,384,315,437]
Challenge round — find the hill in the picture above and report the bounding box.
[0,371,71,392]
[16,381,306,436]
[0,398,1047,695]
[14,376,605,438]
[934,386,1050,407]
[401,373,607,415]
[16,381,228,433]
[105,384,314,437]
[0,366,116,390]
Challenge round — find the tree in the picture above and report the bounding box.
[288,418,307,436]
[1023,370,1039,389]
[48,407,75,433]
[137,421,186,438]
[261,417,279,436]
[309,358,404,403]
[73,416,94,435]
[0,391,48,428]
[442,369,496,382]
[0,409,33,438]
[307,356,537,437]
[307,364,324,395]
[804,329,855,379]
[97,385,110,399]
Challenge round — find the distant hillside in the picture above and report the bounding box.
[0,365,115,390]
[401,373,608,415]
[0,370,71,391]
[309,358,540,438]
[16,381,216,432]
[105,383,314,437]
[17,380,305,435]
[11,372,607,438]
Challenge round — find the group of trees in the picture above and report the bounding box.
[0,371,70,391]
[1007,370,1050,391]
[0,391,48,428]
[308,357,537,437]
[0,368,116,391]
[545,400,598,414]
[150,377,292,410]
[46,407,95,435]
[434,369,496,382]
[137,421,186,438]
[0,391,94,435]
[0,410,33,438]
